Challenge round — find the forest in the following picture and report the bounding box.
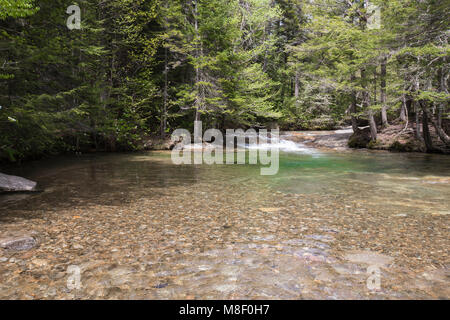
[0,0,449,162]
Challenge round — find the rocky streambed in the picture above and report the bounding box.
[0,151,448,299]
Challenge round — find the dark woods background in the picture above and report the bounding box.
[0,0,448,162]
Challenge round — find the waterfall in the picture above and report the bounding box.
[238,134,318,154]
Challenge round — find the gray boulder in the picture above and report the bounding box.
[0,172,37,192]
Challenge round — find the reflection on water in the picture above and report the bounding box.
[1,153,203,210]
[0,148,449,299]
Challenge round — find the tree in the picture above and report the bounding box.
[0,0,38,19]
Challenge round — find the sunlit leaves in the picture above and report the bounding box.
[0,0,38,19]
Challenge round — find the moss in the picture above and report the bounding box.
[388,140,418,152]
[348,136,366,148]
[367,139,380,149]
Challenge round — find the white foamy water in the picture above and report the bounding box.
[243,138,317,154]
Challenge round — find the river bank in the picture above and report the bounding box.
[348,121,450,154]
[142,124,450,155]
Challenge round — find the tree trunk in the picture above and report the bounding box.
[420,101,435,152]
[373,70,377,106]
[361,68,377,140]
[414,101,423,141]
[350,74,358,133]
[380,55,388,126]
[412,80,423,142]
[368,109,378,141]
[432,117,450,146]
[400,94,408,122]
[432,67,450,145]
[193,0,201,123]
[294,70,299,98]
[161,46,168,138]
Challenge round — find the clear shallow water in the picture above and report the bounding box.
[0,147,449,299]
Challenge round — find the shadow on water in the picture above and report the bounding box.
[0,152,203,220]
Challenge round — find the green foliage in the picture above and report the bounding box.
[0,0,38,19]
[0,0,448,162]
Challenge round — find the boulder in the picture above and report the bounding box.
[348,127,371,148]
[0,173,37,192]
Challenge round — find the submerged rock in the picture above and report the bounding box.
[344,251,394,267]
[0,236,37,251]
[0,173,37,192]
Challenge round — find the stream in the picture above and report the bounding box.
[0,134,449,299]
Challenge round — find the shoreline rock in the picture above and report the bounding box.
[142,136,178,151]
[282,128,353,150]
[0,173,37,192]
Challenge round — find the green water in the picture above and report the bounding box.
[2,149,449,223]
[3,149,449,191]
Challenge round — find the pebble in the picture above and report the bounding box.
[31,259,48,267]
